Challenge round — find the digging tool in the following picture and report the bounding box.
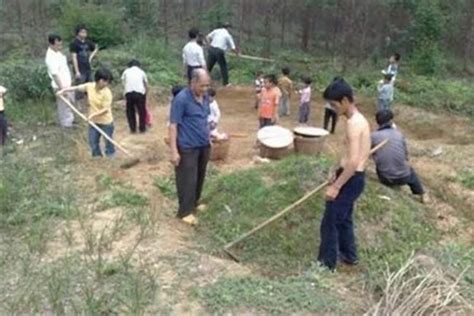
[228,133,249,138]
[228,53,275,63]
[223,139,389,262]
[58,95,140,169]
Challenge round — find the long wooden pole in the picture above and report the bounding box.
[223,139,389,260]
[59,95,132,157]
[228,53,275,63]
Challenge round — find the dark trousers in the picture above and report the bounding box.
[0,112,7,146]
[318,172,365,270]
[126,92,147,133]
[323,108,338,134]
[88,123,115,157]
[75,70,93,100]
[377,168,425,195]
[175,146,210,218]
[207,47,229,85]
[259,117,273,129]
[299,102,310,123]
[187,65,202,83]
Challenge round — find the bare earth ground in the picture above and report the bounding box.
[46,86,473,313]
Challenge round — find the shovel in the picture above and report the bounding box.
[59,95,140,169]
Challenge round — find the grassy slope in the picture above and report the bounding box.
[1,38,473,314]
[194,156,472,314]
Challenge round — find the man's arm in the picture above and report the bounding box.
[403,136,409,161]
[89,42,99,63]
[168,124,180,166]
[46,58,65,89]
[206,31,215,46]
[71,53,80,78]
[169,97,185,166]
[57,84,87,95]
[327,123,361,200]
[198,47,207,68]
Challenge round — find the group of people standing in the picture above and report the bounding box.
[45,24,152,158]
[23,22,429,272]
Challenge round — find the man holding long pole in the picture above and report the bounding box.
[317,78,371,271]
[206,22,239,87]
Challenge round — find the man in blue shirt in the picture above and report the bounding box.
[169,69,211,225]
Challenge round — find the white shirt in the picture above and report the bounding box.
[208,100,221,125]
[207,28,236,51]
[0,85,6,112]
[45,47,72,90]
[121,66,148,95]
[182,41,206,67]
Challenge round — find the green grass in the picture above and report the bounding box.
[153,175,177,199]
[455,168,474,189]
[198,155,332,274]
[197,156,438,311]
[197,271,344,315]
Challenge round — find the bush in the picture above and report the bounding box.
[98,38,182,86]
[58,2,125,48]
[411,0,445,75]
[0,58,51,101]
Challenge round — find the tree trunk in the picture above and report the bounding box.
[162,0,169,45]
[280,0,287,47]
[301,2,312,51]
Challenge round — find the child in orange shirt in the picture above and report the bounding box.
[258,74,280,128]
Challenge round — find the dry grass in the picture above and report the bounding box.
[368,253,473,316]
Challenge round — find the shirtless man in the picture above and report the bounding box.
[317,78,371,271]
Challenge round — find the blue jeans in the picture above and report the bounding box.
[279,94,291,116]
[88,123,115,157]
[318,172,365,270]
[0,112,7,146]
[298,102,310,123]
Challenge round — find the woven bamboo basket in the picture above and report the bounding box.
[294,135,326,155]
[210,138,231,161]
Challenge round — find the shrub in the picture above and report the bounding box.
[58,2,125,48]
[0,59,51,101]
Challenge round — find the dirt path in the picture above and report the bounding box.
[59,85,472,312]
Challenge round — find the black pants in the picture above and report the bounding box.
[175,146,210,218]
[259,118,273,129]
[377,168,425,195]
[323,108,338,134]
[187,65,202,83]
[318,171,365,270]
[125,92,147,133]
[0,111,7,146]
[207,47,229,85]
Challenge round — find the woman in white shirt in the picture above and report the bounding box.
[121,59,148,133]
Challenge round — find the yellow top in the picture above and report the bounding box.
[278,76,293,97]
[79,83,113,125]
